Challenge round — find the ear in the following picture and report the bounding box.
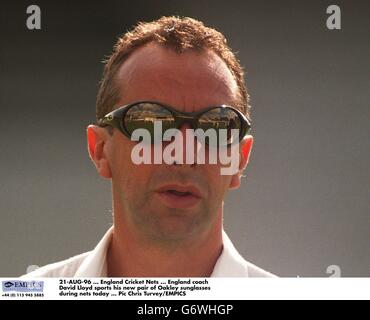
[229,135,253,190]
[87,125,112,179]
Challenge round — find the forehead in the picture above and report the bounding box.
[115,43,239,112]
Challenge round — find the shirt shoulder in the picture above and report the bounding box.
[211,231,277,277]
[243,260,277,277]
[20,252,91,278]
[21,227,113,278]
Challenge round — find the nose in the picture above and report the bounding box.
[173,123,198,166]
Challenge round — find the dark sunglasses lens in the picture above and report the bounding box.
[124,103,175,141]
[198,107,241,146]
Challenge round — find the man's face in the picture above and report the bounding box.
[98,43,249,243]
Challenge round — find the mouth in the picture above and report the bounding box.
[155,184,202,209]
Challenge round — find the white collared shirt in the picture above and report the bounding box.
[22,227,275,278]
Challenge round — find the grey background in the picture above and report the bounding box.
[0,0,368,277]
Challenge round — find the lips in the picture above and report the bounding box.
[155,184,202,209]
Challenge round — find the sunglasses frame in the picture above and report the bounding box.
[97,101,251,144]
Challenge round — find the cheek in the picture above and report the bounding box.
[110,140,156,194]
[111,150,133,177]
[204,164,233,195]
[110,139,137,185]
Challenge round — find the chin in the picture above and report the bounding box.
[146,214,210,243]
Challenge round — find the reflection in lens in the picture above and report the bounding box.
[198,107,241,146]
[124,103,175,141]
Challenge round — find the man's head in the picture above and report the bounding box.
[96,16,251,122]
[87,16,253,244]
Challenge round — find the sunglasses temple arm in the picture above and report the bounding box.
[97,116,121,130]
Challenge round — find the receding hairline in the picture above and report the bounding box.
[111,42,241,108]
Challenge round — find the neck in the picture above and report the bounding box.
[107,209,223,277]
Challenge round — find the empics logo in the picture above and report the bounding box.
[3,281,14,288]
[2,280,44,292]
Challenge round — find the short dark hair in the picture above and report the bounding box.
[96,16,251,122]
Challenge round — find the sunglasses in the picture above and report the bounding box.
[97,101,251,146]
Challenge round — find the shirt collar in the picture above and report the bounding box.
[74,226,112,277]
[74,226,248,277]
